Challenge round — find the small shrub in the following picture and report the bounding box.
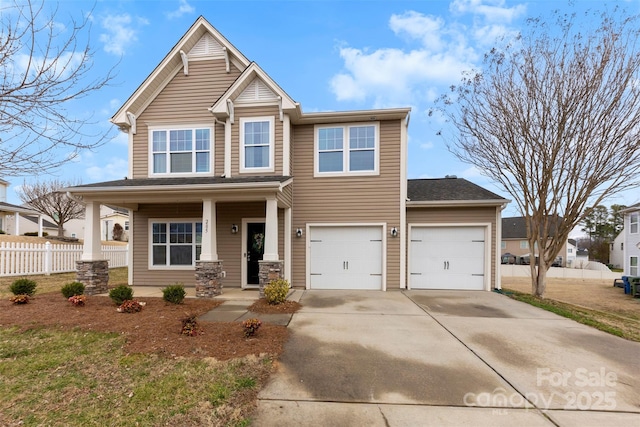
[109,285,134,305]
[61,281,85,298]
[68,295,86,307]
[9,294,30,304]
[23,231,48,237]
[181,315,201,336]
[163,283,186,304]
[117,299,142,313]
[263,279,289,305]
[9,278,37,296]
[242,318,262,338]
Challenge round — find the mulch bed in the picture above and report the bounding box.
[0,293,289,360]
[247,298,302,314]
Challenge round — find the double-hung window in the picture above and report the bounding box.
[150,220,202,268]
[315,123,379,176]
[631,256,638,276]
[150,126,212,175]
[630,213,639,234]
[240,116,274,172]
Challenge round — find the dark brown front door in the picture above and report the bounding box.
[246,222,265,285]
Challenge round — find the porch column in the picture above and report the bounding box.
[14,212,19,235]
[263,197,279,261]
[199,198,218,261]
[38,214,43,237]
[259,197,283,297]
[82,201,102,261]
[195,198,223,298]
[77,201,109,295]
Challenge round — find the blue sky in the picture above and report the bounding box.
[4,0,640,220]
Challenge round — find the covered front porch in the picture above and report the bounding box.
[66,177,293,297]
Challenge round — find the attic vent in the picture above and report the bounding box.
[189,34,225,58]
[236,78,277,103]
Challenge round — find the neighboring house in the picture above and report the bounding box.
[20,216,58,236]
[575,248,589,268]
[609,232,624,270]
[622,203,640,276]
[0,179,43,236]
[66,17,508,294]
[501,216,568,267]
[101,205,129,241]
[566,238,577,268]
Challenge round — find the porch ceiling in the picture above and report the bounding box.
[64,176,293,210]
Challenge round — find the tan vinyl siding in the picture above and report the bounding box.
[132,60,242,178]
[132,201,283,288]
[406,206,499,289]
[231,106,283,176]
[278,184,292,208]
[291,120,402,288]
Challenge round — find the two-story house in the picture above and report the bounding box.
[622,203,640,276]
[66,17,508,295]
[501,216,568,267]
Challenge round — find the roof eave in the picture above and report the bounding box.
[406,199,509,208]
[293,108,411,125]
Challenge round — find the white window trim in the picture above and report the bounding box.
[239,116,275,173]
[520,240,529,249]
[148,124,214,177]
[148,218,202,270]
[630,213,639,234]
[630,256,638,276]
[314,122,380,177]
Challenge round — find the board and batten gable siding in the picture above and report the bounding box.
[231,106,284,176]
[290,120,403,288]
[132,59,243,178]
[132,201,284,287]
[406,206,498,289]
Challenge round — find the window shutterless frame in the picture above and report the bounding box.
[148,124,214,177]
[148,219,202,270]
[239,116,275,173]
[314,122,380,177]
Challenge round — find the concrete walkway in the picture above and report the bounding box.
[253,290,640,426]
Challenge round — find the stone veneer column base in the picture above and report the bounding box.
[258,260,284,298]
[76,260,109,295]
[195,260,223,298]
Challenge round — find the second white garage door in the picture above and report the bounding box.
[309,226,383,290]
[410,226,486,290]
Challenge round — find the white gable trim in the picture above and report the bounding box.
[111,17,250,127]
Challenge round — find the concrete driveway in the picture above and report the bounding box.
[254,290,639,426]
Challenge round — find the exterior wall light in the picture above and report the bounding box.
[231,224,238,234]
[390,227,398,237]
[296,228,303,237]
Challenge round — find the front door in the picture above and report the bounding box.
[246,222,265,285]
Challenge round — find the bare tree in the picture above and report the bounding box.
[0,0,116,176]
[435,9,640,297]
[19,179,84,237]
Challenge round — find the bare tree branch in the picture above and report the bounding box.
[434,8,640,297]
[18,179,85,236]
[0,0,117,176]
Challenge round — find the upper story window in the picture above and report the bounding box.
[630,213,639,234]
[315,123,379,176]
[240,116,274,173]
[150,126,212,176]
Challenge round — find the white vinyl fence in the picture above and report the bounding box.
[0,242,128,277]
[501,264,621,280]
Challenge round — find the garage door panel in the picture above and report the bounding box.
[410,226,486,290]
[310,226,383,290]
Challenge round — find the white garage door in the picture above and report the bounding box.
[309,226,383,290]
[410,226,486,290]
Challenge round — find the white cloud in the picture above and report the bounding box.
[450,0,527,23]
[99,14,149,56]
[166,0,195,19]
[86,157,128,181]
[14,51,85,80]
[112,131,129,146]
[389,11,446,51]
[420,142,435,150]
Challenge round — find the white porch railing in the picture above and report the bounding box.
[0,242,129,277]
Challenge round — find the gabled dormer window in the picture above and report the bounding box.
[240,116,274,173]
[150,125,213,176]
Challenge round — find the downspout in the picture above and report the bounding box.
[495,202,508,290]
